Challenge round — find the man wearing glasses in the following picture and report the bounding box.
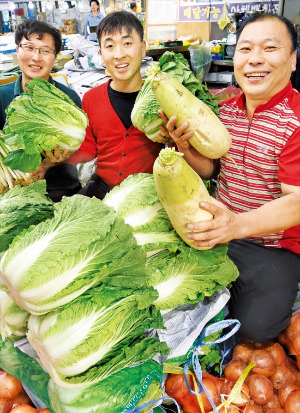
[0,19,82,201]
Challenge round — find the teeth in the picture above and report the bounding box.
[246,73,266,77]
[117,64,127,68]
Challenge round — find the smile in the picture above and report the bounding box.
[245,72,269,78]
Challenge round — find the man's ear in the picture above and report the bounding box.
[99,47,102,57]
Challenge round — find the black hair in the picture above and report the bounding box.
[15,18,62,55]
[130,2,137,9]
[97,11,144,45]
[236,12,298,52]
[90,0,100,7]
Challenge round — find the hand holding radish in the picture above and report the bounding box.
[186,198,241,248]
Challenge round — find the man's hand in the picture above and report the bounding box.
[186,198,241,248]
[157,110,194,150]
[31,145,70,180]
[42,145,70,163]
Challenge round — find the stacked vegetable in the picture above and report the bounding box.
[164,340,300,412]
[1,78,88,173]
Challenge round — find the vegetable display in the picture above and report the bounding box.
[0,195,145,315]
[1,78,88,172]
[148,66,231,159]
[131,51,219,142]
[164,340,300,412]
[153,148,213,250]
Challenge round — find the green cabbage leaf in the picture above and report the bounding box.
[0,195,146,315]
[146,244,239,311]
[27,285,169,388]
[48,360,163,413]
[103,173,183,255]
[0,180,54,254]
[0,290,29,341]
[2,78,88,172]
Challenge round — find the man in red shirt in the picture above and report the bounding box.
[36,11,162,199]
[160,13,300,343]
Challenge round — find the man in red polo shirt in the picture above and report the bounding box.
[160,12,300,343]
[35,11,162,199]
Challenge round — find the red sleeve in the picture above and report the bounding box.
[278,128,300,186]
[66,93,97,166]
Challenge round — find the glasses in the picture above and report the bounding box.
[18,43,56,57]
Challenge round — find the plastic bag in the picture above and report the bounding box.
[188,46,212,83]
[218,4,231,30]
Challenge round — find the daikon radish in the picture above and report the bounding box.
[153,147,213,250]
[149,68,231,159]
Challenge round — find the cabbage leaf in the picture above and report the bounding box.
[0,195,146,314]
[48,360,163,413]
[2,78,88,172]
[0,180,54,254]
[27,285,169,388]
[0,290,29,341]
[146,244,239,311]
[103,173,183,255]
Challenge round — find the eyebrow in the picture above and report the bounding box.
[102,34,133,43]
[238,37,279,45]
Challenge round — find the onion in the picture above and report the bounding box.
[262,393,282,410]
[200,377,221,412]
[259,342,287,366]
[243,403,264,412]
[246,374,274,405]
[0,398,14,413]
[263,409,285,413]
[250,350,276,377]
[284,389,300,413]
[224,359,248,382]
[11,389,32,407]
[278,382,300,407]
[232,343,255,364]
[0,371,22,399]
[270,365,295,390]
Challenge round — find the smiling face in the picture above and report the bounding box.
[90,1,99,13]
[233,18,297,110]
[99,27,146,92]
[17,33,56,90]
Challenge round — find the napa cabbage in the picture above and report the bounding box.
[146,245,239,311]
[48,360,163,413]
[2,78,88,172]
[103,173,183,255]
[27,284,169,388]
[0,195,146,315]
[131,52,219,141]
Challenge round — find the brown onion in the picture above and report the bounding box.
[284,389,300,413]
[200,377,221,412]
[0,371,22,399]
[250,350,276,377]
[270,365,295,390]
[246,374,274,405]
[243,403,264,413]
[278,382,300,407]
[232,343,255,364]
[224,359,248,382]
[262,393,282,411]
[259,342,287,366]
[263,409,285,413]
